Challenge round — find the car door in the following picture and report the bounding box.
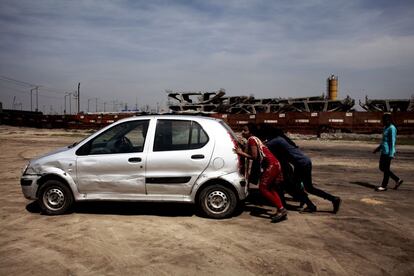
[76,119,150,194]
[145,119,214,195]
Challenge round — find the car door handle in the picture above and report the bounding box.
[128,157,142,163]
[191,154,205,159]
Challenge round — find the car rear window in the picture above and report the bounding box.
[153,119,209,151]
[219,121,239,145]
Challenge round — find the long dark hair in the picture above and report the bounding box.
[259,125,298,148]
[247,123,259,137]
[382,113,394,125]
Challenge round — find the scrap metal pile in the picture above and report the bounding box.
[167,89,356,114]
[359,96,414,112]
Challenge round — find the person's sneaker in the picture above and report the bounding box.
[299,205,317,213]
[375,186,387,192]
[271,208,288,223]
[332,197,342,214]
[394,179,403,190]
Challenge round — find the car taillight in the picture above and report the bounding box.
[227,132,243,173]
[228,131,238,148]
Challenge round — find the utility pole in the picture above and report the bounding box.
[72,90,78,114]
[77,82,80,114]
[35,86,39,112]
[29,86,40,112]
[65,92,72,114]
[104,102,107,112]
[30,87,35,111]
[87,98,92,112]
[64,92,71,115]
[95,98,98,112]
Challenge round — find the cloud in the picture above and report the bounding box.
[0,0,413,112]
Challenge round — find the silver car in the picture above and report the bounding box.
[20,115,247,218]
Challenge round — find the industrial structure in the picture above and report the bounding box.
[359,96,414,112]
[167,75,355,114]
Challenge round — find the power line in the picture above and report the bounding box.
[0,75,38,87]
[0,75,137,113]
[41,86,68,95]
[0,75,122,103]
[0,82,30,94]
[0,84,64,100]
[37,93,63,100]
[0,75,68,95]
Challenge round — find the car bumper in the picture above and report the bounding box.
[20,175,40,200]
[219,172,248,200]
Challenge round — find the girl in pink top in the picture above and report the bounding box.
[234,124,287,223]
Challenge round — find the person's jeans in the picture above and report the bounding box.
[294,162,336,202]
[379,154,399,187]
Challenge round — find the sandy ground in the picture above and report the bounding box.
[0,125,413,275]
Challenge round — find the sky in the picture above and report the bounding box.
[0,0,414,113]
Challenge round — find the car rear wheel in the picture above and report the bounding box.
[38,180,73,215]
[199,184,237,219]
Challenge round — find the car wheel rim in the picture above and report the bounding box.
[206,190,229,214]
[43,188,65,211]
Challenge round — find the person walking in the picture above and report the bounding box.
[373,113,403,191]
[234,124,288,222]
[265,128,341,213]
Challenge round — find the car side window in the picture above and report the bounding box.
[77,120,149,155]
[153,119,209,151]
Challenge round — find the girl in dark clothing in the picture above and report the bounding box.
[234,124,287,222]
[265,128,342,213]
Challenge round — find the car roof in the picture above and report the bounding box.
[115,114,221,124]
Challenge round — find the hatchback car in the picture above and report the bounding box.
[20,115,247,218]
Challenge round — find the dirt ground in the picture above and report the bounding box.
[0,125,413,275]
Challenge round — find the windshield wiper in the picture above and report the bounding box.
[68,142,78,148]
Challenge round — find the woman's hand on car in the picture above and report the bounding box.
[233,147,243,155]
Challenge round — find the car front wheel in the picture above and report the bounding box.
[199,184,237,219]
[38,180,73,215]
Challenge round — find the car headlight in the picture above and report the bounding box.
[22,163,36,175]
[22,163,29,175]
